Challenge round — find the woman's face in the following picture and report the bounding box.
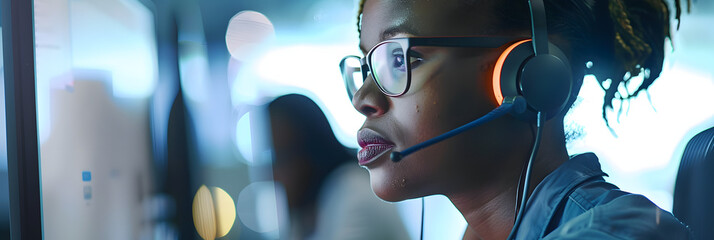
[354,0,534,201]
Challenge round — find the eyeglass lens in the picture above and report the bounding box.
[370,41,409,96]
[341,56,363,98]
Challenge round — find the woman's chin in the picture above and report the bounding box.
[371,183,405,202]
[367,169,415,202]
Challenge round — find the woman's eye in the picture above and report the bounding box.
[408,50,424,69]
[390,49,424,71]
[391,49,406,71]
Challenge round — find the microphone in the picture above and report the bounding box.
[390,96,527,162]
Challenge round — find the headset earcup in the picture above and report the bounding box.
[520,49,571,118]
[494,41,530,105]
[494,41,533,120]
[494,40,572,120]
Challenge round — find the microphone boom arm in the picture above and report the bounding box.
[391,96,526,162]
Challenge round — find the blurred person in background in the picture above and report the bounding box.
[268,93,409,240]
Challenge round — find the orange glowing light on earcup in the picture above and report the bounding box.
[492,39,531,105]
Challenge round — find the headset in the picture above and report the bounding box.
[494,0,573,121]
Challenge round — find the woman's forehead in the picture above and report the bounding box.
[359,0,498,51]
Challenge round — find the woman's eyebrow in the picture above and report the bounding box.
[359,24,418,54]
[380,25,417,41]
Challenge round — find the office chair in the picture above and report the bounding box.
[673,126,714,240]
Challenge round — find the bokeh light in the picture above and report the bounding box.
[235,112,254,165]
[226,11,275,61]
[192,185,237,240]
[236,181,280,238]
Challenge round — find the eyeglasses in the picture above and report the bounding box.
[340,36,524,101]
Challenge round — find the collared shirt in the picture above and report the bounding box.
[511,153,692,239]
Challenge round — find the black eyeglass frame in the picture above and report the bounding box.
[340,36,525,100]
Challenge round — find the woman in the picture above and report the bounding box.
[341,0,691,239]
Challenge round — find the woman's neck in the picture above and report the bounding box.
[450,180,517,240]
[451,120,570,240]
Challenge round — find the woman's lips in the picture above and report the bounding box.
[357,129,395,166]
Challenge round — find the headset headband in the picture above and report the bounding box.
[529,0,548,55]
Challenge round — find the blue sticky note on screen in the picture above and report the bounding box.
[82,171,91,182]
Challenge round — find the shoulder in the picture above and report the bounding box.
[545,194,692,239]
[521,153,692,239]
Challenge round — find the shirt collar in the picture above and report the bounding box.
[513,152,608,238]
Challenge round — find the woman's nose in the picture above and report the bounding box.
[352,75,389,118]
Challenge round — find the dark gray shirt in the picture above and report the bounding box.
[511,153,692,239]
